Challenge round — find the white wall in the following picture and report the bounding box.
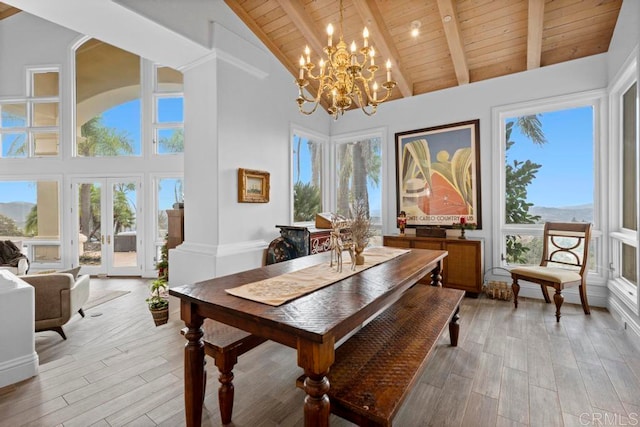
[605,0,640,332]
[328,53,609,305]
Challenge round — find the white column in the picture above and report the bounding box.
[0,271,38,388]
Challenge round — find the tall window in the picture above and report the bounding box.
[75,39,141,157]
[494,93,601,271]
[612,77,639,296]
[154,66,184,154]
[292,131,324,222]
[335,135,382,233]
[0,69,60,157]
[157,177,184,239]
[0,180,61,263]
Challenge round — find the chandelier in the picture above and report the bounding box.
[295,0,396,119]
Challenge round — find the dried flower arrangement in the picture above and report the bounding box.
[349,200,373,264]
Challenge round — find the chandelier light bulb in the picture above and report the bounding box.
[304,46,311,63]
[327,23,334,47]
[370,46,375,65]
[363,27,369,47]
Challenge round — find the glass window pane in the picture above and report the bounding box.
[0,181,59,239]
[157,97,184,123]
[1,103,27,127]
[1,133,28,158]
[335,137,382,226]
[33,132,59,156]
[156,66,183,92]
[623,82,637,231]
[293,134,322,222]
[33,102,59,127]
[505,108,594,226]
[76,39,141,157]
[622,243,637,286]
[157,128,184,154]
[506,233,596,269]
[32,71,59,97]
[33,245,61,263]
[505,234,544,265]
[157,178,184,239]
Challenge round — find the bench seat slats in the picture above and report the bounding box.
[299,285,464,426]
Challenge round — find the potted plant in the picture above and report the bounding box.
[147,278,169,326]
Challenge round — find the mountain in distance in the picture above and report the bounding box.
[0,202,35,229]
[530,203,593,223]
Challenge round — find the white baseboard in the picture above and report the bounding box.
[608,297,640,338]
[0,352,38,388]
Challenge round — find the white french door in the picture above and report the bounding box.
[72,177,142,276]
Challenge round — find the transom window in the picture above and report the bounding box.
[0,68,60,158]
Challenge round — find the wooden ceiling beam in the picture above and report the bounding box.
[436,0,470,85]
[527,0,545,69]
[351,0,413,98]
[275,0,324,59]
[223,0,327,112]
[0,6,20,20]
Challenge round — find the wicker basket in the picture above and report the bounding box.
[150,307,169,326]
[483,280,512,301]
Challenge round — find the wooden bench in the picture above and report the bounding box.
[181,320,266,424]
[297,284,464,426]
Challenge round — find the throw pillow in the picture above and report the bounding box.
[58,266,81,280]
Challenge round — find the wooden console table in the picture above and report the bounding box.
[384,235,484,296]
[170,248,448,427]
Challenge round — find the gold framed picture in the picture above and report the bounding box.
[238,168,270,203]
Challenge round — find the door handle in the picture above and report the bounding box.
[107,235,111,245]
[101,235,104,244]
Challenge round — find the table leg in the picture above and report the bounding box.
[303,371,331,427]
[184,313,205,427]
[449,306,460,347]
[298,339,334,427]
[431,260,443,287]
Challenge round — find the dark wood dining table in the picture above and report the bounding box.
[169,247,448,427]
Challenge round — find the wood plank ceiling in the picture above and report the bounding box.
[225,0,622,107]
[0,1,623,109]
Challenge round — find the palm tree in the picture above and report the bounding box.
[336,138,381,218]
[77,115,134,242]
[158,128,184,153]
[505,114,546,263]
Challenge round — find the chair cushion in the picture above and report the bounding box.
[511,266,581,284]
[58,266,81,280]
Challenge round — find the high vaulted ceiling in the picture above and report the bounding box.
[1,0,623,106]
[224,0,622,104]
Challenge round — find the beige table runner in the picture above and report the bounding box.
[225,246,410,306]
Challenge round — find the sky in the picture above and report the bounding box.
[507,106,594,208]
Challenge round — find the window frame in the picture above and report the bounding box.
[290,125,330,225]
[491,90,606,281]
[331,128,386,234]
[0,67,61,158]
[152,65,184,156]
[609,52,639,312]
[0,176,63,270]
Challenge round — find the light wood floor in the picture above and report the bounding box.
[1,277,640,426]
